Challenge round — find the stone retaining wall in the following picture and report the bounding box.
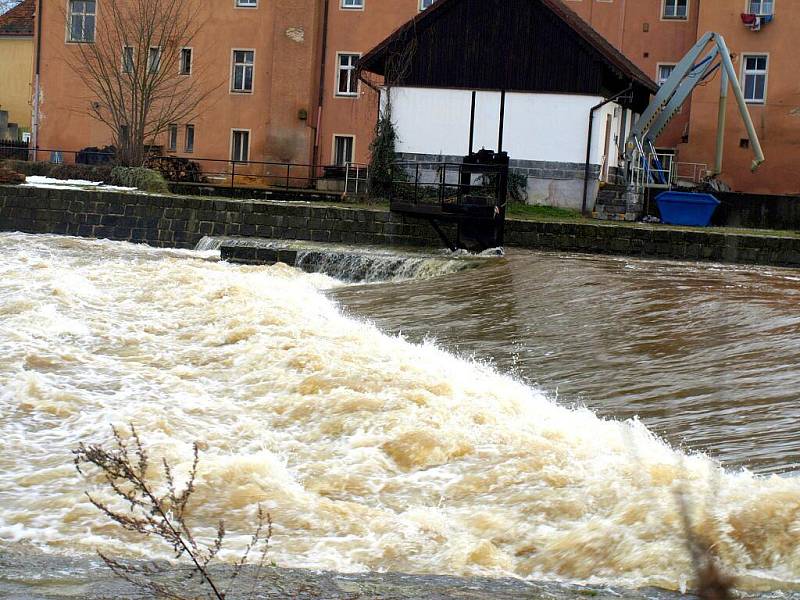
[2,185,800,268]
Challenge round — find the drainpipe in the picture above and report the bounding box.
[713,68,729,176]
[312,0,330,174]
[581,84,633,215]
[32,0,44,160]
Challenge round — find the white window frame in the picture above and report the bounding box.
[231,129,251,163]
[235,0,258,7]
[741,53,769,104]
[231,49,255,94]
[167,124,178,152]
[335,52,360,97]
[747,0,774,15]
[185,124,195,153]
[656,63,676,86]
[661,0,689,20]
[67,0,96,43]
[332,134,355,166]
[179,47,193,76]
[419,0,436,10]
[341,0,364,9]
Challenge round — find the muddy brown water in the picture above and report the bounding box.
[335,249,800,476]
[2,233,800,596]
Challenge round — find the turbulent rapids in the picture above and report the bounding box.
[2,232,800,593]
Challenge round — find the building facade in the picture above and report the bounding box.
[680,0,797,194]
[0,0,34,139]
[26,0,796,196]
[33,0,323,172]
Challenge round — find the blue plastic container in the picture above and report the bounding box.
[655,191,720,227]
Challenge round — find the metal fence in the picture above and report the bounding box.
[0,140,30,161]
[0,144,371,195]
[391,161,506,214]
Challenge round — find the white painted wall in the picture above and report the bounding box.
[384,86,625,167]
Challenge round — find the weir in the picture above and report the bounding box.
[197,236,496,283]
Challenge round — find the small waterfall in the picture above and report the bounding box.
[195,236,225,251]
[294,250,473,283]
[195,236,488,283]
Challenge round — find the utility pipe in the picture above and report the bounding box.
[32,0,43,160]
[714,68,728,175]
[581,85,632,215]
[717,37,764,171]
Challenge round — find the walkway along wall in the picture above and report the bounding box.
[2,185,800,268]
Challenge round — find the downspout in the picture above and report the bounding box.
[312,0,330,174]
[581,84,633,215]
[32,0,43,160]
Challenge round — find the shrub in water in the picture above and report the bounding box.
[110,166,170,193]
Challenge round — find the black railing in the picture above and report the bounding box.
[0,140,30,161]
[0,145,354,191]
[391,161,507,217]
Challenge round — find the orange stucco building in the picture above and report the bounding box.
[33,0,323,172]
[679,0,799,194]
[28,0,795,195]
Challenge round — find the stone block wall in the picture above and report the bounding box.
[2,184,800,268]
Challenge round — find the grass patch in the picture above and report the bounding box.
[506,203,587,222]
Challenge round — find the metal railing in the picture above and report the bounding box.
[0,144,365,192]
[0,140,31,161]
[391,161,506,213]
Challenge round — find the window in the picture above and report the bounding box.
[748,0,773,15]
[122,46,134,74]
[232,130,250,162]
[657,64,675,86]
[420,0,437,9]
[341,0,364,8]
[662,0,688,19]
[336,53,359,96]
[333,135,354,166]
[148,47,162,74]
[185,125,195,153]
[68,0,96,42]
[167,124,178,152]
[232,50,255,92]
[743,54,768,103]
[180,48,192,75]
[236,0,257,6]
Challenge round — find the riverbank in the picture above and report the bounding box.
[2,184,800,267]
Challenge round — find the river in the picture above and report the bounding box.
[1,232,800,595]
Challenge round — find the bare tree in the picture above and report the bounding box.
[65,0,220,166]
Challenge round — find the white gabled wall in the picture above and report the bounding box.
[383,86,625,167]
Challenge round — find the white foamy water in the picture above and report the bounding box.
[1,232,800,592]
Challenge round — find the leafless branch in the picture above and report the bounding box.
[74,424,272,600]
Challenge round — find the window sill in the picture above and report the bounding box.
[335,93,359,98]
[231,90,254,95]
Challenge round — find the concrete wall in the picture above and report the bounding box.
[3,185,800,268]
[388,87,625,210]
[0,36,33,132]
[387,87,622,165]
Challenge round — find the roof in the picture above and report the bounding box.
[0,0,34,37]
[360,0,657,95]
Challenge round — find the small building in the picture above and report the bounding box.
[0,0,34,141]
[359,0,658,211]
